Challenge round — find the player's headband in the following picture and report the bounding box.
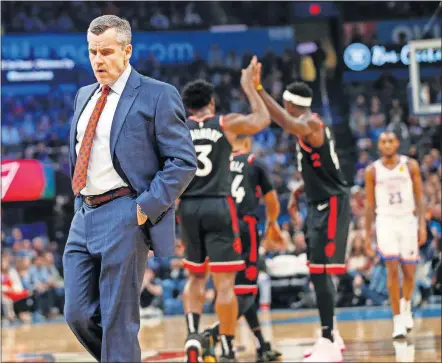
[282,90,312,107]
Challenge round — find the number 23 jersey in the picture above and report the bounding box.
[182,114,232,197]
[230,152,274,218]
[373,155,415,217]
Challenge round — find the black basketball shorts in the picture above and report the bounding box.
[306,192,350,275]
[234,216,260,296]
[179,196,245,274]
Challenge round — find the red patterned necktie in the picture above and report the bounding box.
[72,85,111,196]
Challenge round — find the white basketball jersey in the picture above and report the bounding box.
[374,155,415,217]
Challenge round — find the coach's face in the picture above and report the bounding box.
[88,28,132,85]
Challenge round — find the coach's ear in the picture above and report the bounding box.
[124,43,132,61]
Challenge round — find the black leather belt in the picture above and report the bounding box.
[83,187,133,207]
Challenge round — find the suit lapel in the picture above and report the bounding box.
[110,68,141,157]
[69,84,99,166]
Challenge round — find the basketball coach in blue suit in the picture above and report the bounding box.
[63,15,197,362]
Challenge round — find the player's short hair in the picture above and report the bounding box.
[286,82,313,99]
[380,131,399,140]
[88,15,132,47]
[181,80,214,110]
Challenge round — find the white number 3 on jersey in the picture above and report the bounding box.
[231,175,246,204]
[195,144,213,177]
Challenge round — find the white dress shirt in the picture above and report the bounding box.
[75,64,132,196]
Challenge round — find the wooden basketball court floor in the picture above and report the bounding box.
[2,305,441,362]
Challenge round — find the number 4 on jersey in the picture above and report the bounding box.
[231,175,245,203]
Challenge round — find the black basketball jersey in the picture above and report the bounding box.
[182,114,232,197]
[296,125,348,203]
[230,152,274,217]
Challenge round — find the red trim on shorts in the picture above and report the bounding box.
[307,262,325,274]
[234,285,258,295]
[209,261,246,272]
[327,196,338,241]
[243,216,258,263]
[325,264,347,275]
[298,138,313,153]
[247,154,256,164]
[227,196,242,254]
[227,196,240,234]
[189,114,215,123]
[183,259,208,274]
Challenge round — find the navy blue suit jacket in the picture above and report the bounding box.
[69,68,197,257]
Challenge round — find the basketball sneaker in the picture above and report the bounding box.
[303,330,346,358]
[400,298,413,331]
[201,330,217,363]
[392,314,407,339]
[256,341,283,362]
[303,338,343,362]
[219,353,236,362]
[185,333,203,363]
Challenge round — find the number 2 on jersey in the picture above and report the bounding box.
[231,175,245,203]
[195,144,213,177]
[389,191,403,205]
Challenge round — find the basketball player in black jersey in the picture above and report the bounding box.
[255,70,350,362]
[200,134,283,363]
[179,57,271,363]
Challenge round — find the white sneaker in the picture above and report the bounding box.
[400,298,413,331]
[304,330,346,358]
[392,314,407,339]
[303,338,343,362]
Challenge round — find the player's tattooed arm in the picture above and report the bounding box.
[222,56,270,136]
[364,165,376,258]
[408,158,427,245]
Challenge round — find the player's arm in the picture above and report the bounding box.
[263,190,280,225]
[254,158,283,248]
[408,158,427,245]
[254,158,280,223]
[222,57,270,136]
[288,182,305,223]
[257,86,322,137]
[364,165,376,257]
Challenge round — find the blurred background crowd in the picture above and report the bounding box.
[1,1,441,323]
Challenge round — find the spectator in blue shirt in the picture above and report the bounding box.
[361,258,388,306]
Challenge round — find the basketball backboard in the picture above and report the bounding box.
[408,38,441,116]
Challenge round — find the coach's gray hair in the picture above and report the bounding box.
[88,15,132,47]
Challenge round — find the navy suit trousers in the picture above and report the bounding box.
[63,195,149,362]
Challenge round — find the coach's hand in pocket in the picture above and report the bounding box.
[137,204,148,225]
